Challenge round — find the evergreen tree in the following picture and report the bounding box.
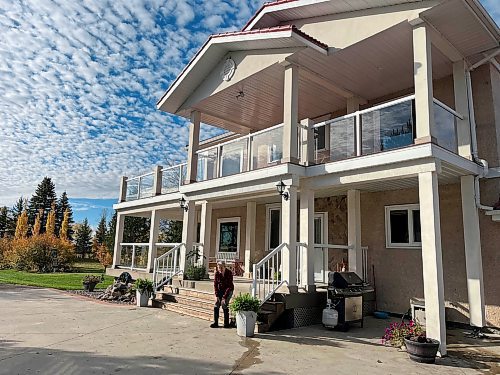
[105,211,117,251]
[158,220,183,243]
[95,210,108,246]
[7,197,26,236]
[56,192,73,239]
[74,218,93,259]
[123,217,150,243]
[28,177,57,233]
[0,206,7,238]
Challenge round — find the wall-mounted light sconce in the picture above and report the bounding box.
[179,196,189,212]
[276,179,289,201]
[236,90,245,100]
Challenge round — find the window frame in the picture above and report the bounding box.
[265,203,282,252]
[215,217,241,256]
[385,204,421,249]
[314,124,330,152]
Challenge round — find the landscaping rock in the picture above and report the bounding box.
[69,279,136,305]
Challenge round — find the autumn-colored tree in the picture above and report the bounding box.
[32,209,43,236]
[95,244,113,269]
[45,203,56,236]
[60,209,71,241]
[15,210,29,239]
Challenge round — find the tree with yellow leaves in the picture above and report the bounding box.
[32,209,43,236]
[45,203,56,236]
[14,210,29,239]
[60,209,70,241]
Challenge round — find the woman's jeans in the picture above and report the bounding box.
[214,290,233,326]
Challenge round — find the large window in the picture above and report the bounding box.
[385,204,421,248]
[265,204,281,251]
[216,218,240,255]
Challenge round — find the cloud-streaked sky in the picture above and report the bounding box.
[0,0,498,226]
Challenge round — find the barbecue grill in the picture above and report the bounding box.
[327,271,373,330]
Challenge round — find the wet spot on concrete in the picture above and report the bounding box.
[231,338,263,374]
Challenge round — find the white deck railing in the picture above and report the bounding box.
[153,243,183,291]
[313,244,370,283]
[119,243,150,270]
[252,243,286,304]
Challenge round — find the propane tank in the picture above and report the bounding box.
[322,299,338,329]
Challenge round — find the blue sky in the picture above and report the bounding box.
[0,0,498,227]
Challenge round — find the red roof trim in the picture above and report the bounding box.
[157,24,327,107]
[242,0,300,31]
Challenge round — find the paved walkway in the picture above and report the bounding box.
[0,285,498,375]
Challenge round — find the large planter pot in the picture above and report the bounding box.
[236,311,257,337]
[83,282,97,292]
[136,290,150,307]
[404,337,440,364]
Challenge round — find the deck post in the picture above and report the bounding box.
[147,209,161,272]
[199,201,212,272]
[245,201,257,277]
[418,171,446,355]
[112,213,125,268]
[460,175,486,327]
[181,200,196,274]
[347,190,363,275]
[153,165,163,196]
[453,60,472,159]
[186,110,200,184]
[299,187,315,292]
[282,63,299,164]
[119,176,128,203]
[412,21,436,144]
[281,184,298,292]
[300,118,314,166]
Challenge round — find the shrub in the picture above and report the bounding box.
[382,320,424,347]
[135,278,153,295]
[0,238,12,269]
[229,293,260,314]
[82,274,103,284]
[184,264,206,281]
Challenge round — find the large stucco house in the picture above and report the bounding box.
[108,0,500,355]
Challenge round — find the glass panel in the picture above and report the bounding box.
[133,245,148,268]
[180,164,187,186]
[219,222,238,252]
[269,209,280,250]
[329,117,356,162]
[434,102,458,153]
[120,245,133,267]
[162,167,180,194]
[389,210,409,244]
[220,139,248,177]
[362,100,414,155]
[315,126,326,151]
[156,245,173,258]
[139,174,154,199]
[412,209,421,243]
[126,179,139,201]
[314,217,322,244]
[197,149,218,181]
[251,127,283,170]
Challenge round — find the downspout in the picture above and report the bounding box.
[465,56,498,211]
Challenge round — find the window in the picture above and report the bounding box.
[265,204,281,251]
[216,218,240,255]
[385,204,421,248]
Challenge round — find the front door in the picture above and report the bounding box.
[314,213,328,282]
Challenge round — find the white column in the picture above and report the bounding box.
[245,201,256,277]
[418,171,446,355]
[282,64,299,164]
[153,165,163,196]
[299,187,315,291]
[147,210,161,272]
[347,190,363,275]
[181,200,196,273]
[186,111,200,184]
[453,60,472,159]
[412,22,436,143]
[199,201,212,272]
[281,185,298,292]
[112,213,125,268]
[460,175,486,327]
[300,118,314,166]
[119,176,127,203]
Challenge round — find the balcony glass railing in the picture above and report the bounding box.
[433,99,459,153]
[119,243,149,269]
[161,163,186,194]
[125,171,155,201]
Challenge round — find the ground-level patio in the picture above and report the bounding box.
[0,285,498,375]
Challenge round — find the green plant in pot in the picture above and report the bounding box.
[82,274,103,292]
[135,278,153,307]
[184,248,206,281]
[229,293,260,337]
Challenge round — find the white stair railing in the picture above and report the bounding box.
[153,243,184,291]
[252,243,287,304]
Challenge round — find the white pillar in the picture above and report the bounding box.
[186,111,200,184]
[181,200,196,273]
[153,165,163,196]
[453,60,472,159]
[460,175,486,327]
[199,201,212,272]
[347,190,363,275]
[412,22,436,143]
[112,213,125,268]
[282,64,299,164]
[245,201,256,277]
[418,171,446,355]
[147,210,161,272]
[282,185,298,292]
[300,118,314,166]
[119,176,127,203]
[299,187,316,291]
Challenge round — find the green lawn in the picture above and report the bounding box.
[0,260,114,290]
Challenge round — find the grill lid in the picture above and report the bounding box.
[328,272,364,289]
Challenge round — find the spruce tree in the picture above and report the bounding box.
[74,218,93,259]
[56,192,73,239]
[28,177,57,233]
[0,207,7,238]
[105,211,117,251]
[123,217,150,243]
[95,211,108,245]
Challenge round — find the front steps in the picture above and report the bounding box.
[152,285,285,332]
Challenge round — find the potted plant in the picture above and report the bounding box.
[404,334,440,364]
[82,274,103,292]
[135,278,153,307]
[229,293,260,337]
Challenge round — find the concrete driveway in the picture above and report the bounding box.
[0,284,498,375]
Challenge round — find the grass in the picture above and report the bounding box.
[0,260,114,290]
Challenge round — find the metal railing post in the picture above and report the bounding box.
[252,264,257,297]
[355,112,361,156]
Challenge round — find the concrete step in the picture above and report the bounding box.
[152,299,223,324]
[261,301,285,314]
[159,293,214,310]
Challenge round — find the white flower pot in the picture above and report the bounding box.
[136,290,150,307]
[236,311,257,337]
